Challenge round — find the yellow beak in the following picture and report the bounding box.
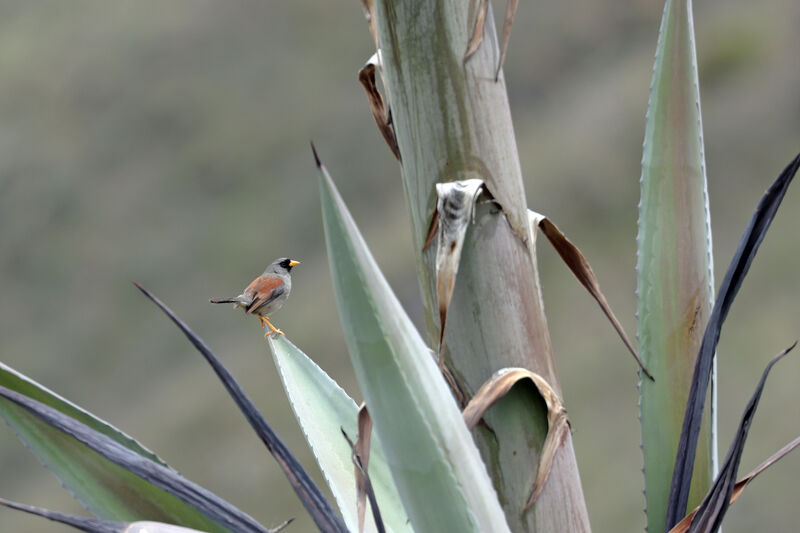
[289,260,301,267]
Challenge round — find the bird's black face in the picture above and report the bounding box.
[278,258,300,271]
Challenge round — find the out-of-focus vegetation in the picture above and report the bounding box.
[0,1,798,532]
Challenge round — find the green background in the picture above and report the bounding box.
[0,1,798,531]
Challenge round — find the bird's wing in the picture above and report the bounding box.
[244,275,285,315]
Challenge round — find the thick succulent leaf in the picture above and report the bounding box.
[0,386,266,533]
[666,151,800,528]
[267,335,409,533]
[637,0,715,529]
[0,362,166,467]
[134,283,347,533]
[315,148,511,533]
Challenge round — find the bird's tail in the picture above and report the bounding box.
[210,297,240,304]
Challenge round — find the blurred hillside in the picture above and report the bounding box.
[0,1,798,532]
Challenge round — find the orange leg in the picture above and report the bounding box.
[260,316,284,337]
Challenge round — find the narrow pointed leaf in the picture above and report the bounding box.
[134,283,347,533]
[316,150,511,533]
[464,0,489,61]
[0,498,227,533]
[0,497,123,533]
[267,335,410,533]
[0,386,266,533]
[681,344,795,532]
[637,1,715,529]
[669,434,800,533]
[528,210,651,378]
[667,152,800,528]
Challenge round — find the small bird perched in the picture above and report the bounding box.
[210,257,300,337]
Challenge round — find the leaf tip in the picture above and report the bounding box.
[310,141,322,168]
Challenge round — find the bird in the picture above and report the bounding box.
[210,257,300,337]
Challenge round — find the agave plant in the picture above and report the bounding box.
[1,1,799,533]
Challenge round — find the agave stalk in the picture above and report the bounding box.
[370,1,590,530]
[637,0,715,531]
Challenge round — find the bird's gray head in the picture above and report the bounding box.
[267,257,301,275]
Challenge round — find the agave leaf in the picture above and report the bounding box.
[0,362,166,467]
[0,386,266,533]
[134,283,347,533]
[267,335,409,533]
[315,147,511,533]
[637,0,715,529]
[0,497,254,533]
[666,152,800,528]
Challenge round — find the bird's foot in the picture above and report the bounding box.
[264,327,285,338]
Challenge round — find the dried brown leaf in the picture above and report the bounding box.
[358,53,400,160]
[342,413,385,533]
[464,0,489,62]
[462,367,569,510]
[355,404,373,533]
[528,210,653,379]
[434,180,486,365]
[359,0,378,49]
[495,0,518,81]
[669,434,800,533]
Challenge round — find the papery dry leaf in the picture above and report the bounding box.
[355,404,373,533]
[342,417,385,533]
[434,180,486,365]
[359,0,378,49]
[528,210,653,379]
[464,0,489,62]
[358,52,400,161]
[462,367,568,510]
[495,0,518,81]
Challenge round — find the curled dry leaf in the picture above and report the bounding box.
[494,0,518,81]
[464,0,517,82]
[462,367,569,510]
[432,179,486,364]
[464,0,489,62]
[527,210,653,380]
[342,412,386,533]
[358,52,400,161]
[359,0,378,49]
[355,404,373,533]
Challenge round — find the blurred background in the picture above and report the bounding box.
[1,1,799,531]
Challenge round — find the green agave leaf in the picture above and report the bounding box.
[0,385,265,533]
[0,362,166,467]
[315,147,510,533]
[267,335,411,533]
[636,0,714,530]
